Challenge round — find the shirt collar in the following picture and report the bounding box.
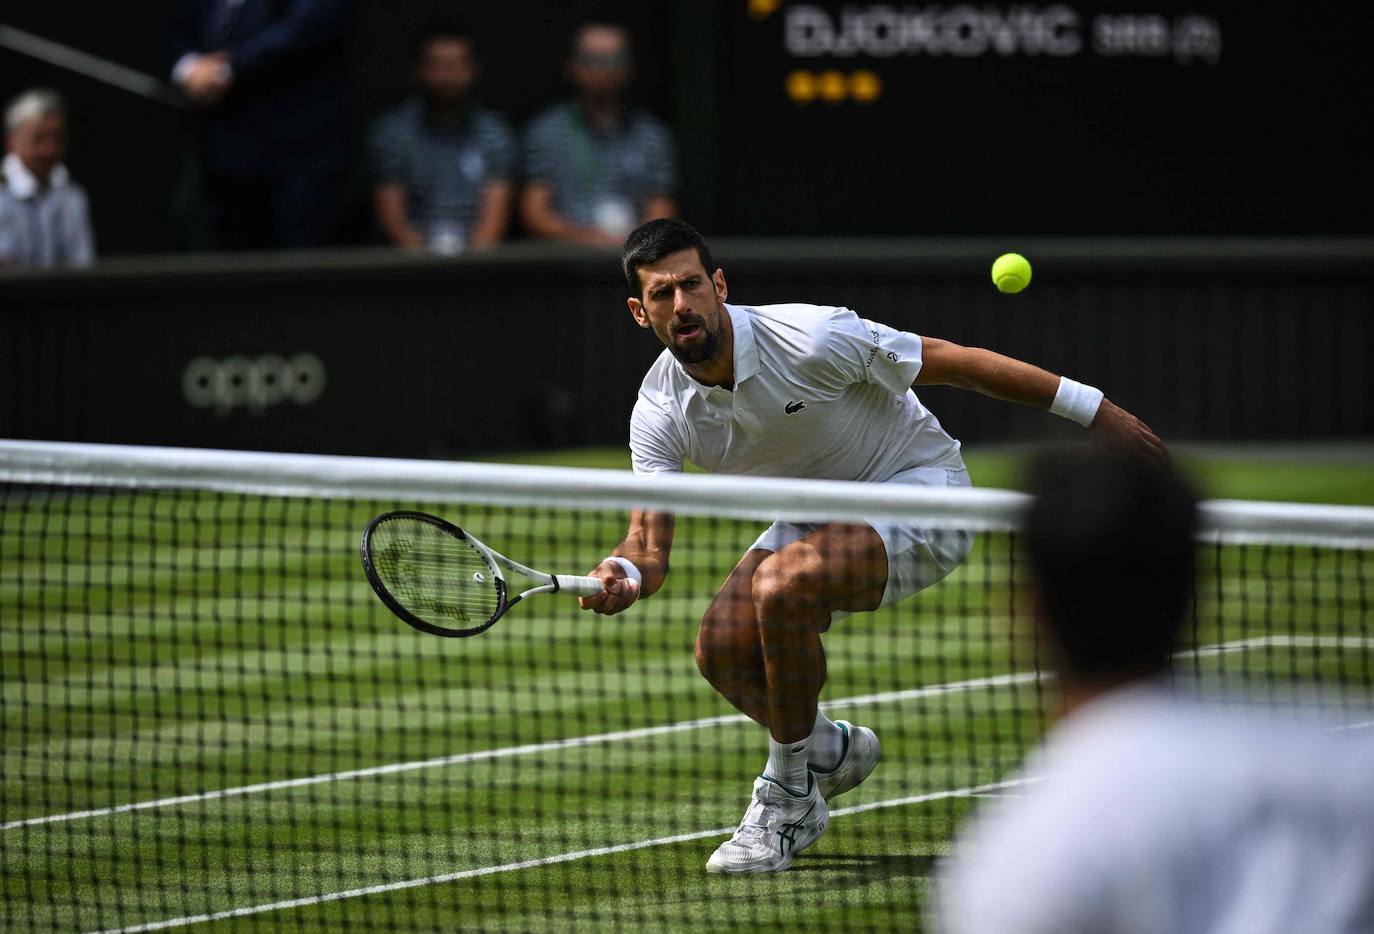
[728,303,760,384]
[570,100,629,138]
[3,152,70,200]
[676,302,760,400]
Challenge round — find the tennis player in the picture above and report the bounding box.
[578,218,1166,874]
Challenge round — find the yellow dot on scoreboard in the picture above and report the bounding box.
[818,70,848,103]
[786,70,817,103]
[748,0,781,19]
[850,70,882,103]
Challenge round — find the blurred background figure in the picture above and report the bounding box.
[170,0,352,250]
[519,21,676,247]
[367,25,515,254]
[0,88,95,268]
[933,449,1374,934]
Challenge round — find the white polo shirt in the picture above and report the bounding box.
[932,684,1374,934]
[629,302,963,480]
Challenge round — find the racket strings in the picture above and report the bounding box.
[370,519,502,623]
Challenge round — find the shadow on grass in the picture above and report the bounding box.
[654,850,939,908]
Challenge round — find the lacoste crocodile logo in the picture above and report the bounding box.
[784,400,807,415]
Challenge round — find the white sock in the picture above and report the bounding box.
[808,710,845,771]
[765,735,810,792]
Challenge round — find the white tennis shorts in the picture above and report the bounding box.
[749,464,974,608]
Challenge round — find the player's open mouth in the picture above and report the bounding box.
[675,323,702,338]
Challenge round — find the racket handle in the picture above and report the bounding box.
[555,574,610,597]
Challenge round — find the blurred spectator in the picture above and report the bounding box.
[171,0,352,250]
[932,449,1374,934]
[367,26,515,254]
[520,22,677,247]
[0,89,95,269]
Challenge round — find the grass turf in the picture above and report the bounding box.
[1,444,1370,932]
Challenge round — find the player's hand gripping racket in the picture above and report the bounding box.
[360,511,606,637]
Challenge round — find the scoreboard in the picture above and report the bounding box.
[710,1,1374,235]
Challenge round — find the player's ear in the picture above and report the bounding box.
[713,268,728,302]
[627,297,650,328]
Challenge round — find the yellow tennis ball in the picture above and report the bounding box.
[991,253,1032,294]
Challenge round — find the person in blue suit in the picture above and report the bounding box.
[171,0,353,250]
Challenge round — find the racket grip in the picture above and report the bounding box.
[555,574,610,597]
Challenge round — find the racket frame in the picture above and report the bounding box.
[361,510,603,638]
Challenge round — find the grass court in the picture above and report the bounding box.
[3,444,1371,932]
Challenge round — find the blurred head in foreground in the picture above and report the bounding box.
[934,448,1374,934]
[1025,448,1198,704]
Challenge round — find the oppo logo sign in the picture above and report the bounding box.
[183,353,326,416]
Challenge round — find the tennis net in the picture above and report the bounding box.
[2,440,1371,933]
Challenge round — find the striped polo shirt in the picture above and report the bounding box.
[367,98,516,239]
[522,101,676,235]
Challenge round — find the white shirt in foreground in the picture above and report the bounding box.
[933,683,1374,934]
[629,302,963,480]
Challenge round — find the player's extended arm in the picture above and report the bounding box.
[578,509,675,615]
[914,337,1168,462]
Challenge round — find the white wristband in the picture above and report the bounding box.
[604,556,642,588]
[1050,377,1104,427]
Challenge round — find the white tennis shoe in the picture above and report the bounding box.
[705,773,828,874]
[812,720,881,802]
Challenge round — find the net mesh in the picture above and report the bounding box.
[1,445,1371,933]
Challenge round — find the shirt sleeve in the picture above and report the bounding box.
[64,187,96,267]
[818,306,922,395]
[521,113,559,185]
[228,0,349,80]
[366,114,405,186]
[629,388,685,476]
[481,116,516,182]
[638,118,677,196]
[0,196,19,263]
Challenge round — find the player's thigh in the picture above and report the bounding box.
[755,522,890,618]
[874,466,976,607]
[698,548,772,653]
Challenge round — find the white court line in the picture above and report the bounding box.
[1188,635,1374,658]
[11,633,1368,831]
[3,670,1045,831]
[86,776,1041,934]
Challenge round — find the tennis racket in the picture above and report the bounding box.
[360,510,607,637]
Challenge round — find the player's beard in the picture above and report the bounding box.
[668,312,722,366]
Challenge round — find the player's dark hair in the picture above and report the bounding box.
[1024,449,1198,681]
[621,218,714,296]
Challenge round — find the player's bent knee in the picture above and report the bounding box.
[750,552,821,618]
